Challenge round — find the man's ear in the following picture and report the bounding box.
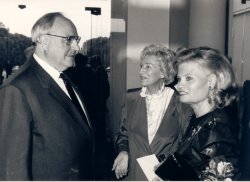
[38,35,49,48]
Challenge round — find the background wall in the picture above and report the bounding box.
[109,0,127,138]
[126,0,170,90]
[169,0,190,51]
[188,0,227,53]
[230,0,250,85]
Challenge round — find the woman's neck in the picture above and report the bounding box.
[191,101,215,118]
[146,81,164,95]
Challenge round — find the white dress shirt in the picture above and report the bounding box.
[33,54,90,124]
[33,53,70,97]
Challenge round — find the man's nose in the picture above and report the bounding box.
[71,40,80,51]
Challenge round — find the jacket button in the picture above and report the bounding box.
[70,168,79,173]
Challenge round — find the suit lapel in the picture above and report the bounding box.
[139,98,150,144]
[161,92,178,124]
[130,96,152,152]
[63,74,92,128]
[31,59,92,131]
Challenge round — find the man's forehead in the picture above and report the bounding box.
[51,17,77,33]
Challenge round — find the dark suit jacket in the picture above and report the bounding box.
[116,87,192,180]
[240,80,250,180]
[0,57,95,180]
[65,65,96,117]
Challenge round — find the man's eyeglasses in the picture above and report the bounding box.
[46,33,81,45]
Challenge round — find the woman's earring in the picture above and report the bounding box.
[208,86,212,90]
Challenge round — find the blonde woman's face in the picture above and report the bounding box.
[176,62,211,106]
[139,56,164,88]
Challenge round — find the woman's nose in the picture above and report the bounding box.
[139,68,144,74]
[176,80,183,90]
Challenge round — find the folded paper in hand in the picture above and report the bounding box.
[136,154,160,181]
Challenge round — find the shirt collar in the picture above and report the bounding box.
[33,53,61,81]
[140,83,165,98]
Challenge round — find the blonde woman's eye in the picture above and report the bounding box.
[186,76,192,81]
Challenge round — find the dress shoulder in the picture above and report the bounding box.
[207,108,238,129]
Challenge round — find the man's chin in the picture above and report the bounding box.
[67,59,76,67]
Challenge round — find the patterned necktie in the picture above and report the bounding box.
[59,72,88,121]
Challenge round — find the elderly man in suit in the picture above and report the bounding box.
[0,12,95,180]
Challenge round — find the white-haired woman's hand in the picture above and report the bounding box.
[152,176,164,181]
[112,151,129,179]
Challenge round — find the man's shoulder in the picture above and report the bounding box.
[1,60,33,88]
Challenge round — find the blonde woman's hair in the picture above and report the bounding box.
[174,46,239,108]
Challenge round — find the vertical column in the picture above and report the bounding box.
[189,0,227,52]
[110,0,127,138]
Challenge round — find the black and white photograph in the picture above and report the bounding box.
[0,0,249,181]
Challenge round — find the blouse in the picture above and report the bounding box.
[140,85,174,144]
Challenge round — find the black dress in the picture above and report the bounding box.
[176,107,240,180]
[156,107,240,181]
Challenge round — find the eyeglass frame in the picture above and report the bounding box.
[45,33,81,45]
